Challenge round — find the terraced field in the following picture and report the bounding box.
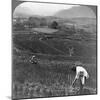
[12,31,97,99]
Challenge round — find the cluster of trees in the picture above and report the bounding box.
[49,21,59,29]
[13,16,83,35]
[13,17,47,31]
[13,17,60,31]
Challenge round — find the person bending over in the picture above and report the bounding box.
[71,62,89,92]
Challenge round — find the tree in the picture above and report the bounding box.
[13,22,25,31]
[28,17,40,28]
[50,21,59,29]
[40,18,47,26]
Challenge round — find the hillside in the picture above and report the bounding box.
[13,34,65,55]
[43,39,96,58]
[54,6,96,19]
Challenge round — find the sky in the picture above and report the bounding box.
[13,2,78,17]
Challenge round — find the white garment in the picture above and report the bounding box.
[75,66,89,80]
[81,76,85,85]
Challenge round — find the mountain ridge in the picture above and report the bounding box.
[54,6,96,19]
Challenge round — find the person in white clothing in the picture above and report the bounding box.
[71,61,89,92]
[30,55,38,64]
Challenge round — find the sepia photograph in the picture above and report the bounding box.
[12,0,97,99]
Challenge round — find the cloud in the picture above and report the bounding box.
[13,2,76,17]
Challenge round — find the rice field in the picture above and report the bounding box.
[12,50,97,99]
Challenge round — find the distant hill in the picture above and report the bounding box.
[54,6,96,19]
[70,17,96,25]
